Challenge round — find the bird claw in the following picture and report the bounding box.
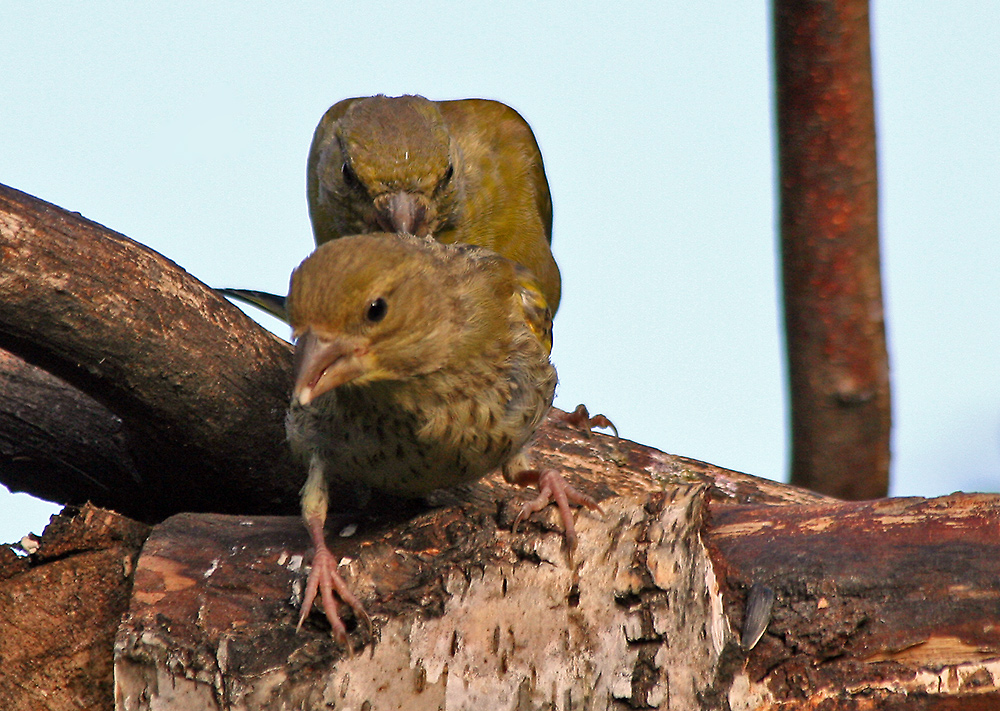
[510,468,603,555]
[297,543,371,653]
[564,404,618,438]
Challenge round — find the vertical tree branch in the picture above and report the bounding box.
[774,0,891,499]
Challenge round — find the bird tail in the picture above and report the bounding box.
[217,288,289,322]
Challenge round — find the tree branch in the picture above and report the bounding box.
[775,0,892,499]
[0,349,142,511]
[0,183,300,520]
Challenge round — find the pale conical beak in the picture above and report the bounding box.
[292,330,369,406]
[375,191,427,235]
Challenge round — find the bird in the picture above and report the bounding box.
[307,94,560,313]
[220,94,560,320]
[285,233,597,646]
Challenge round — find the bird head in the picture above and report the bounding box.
[310,95,462,241]
[286,233,510,407]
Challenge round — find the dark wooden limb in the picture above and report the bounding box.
[707,494,1000,707]
[775,0,892,499]
[0,349,143,512]
[0,183,301,521]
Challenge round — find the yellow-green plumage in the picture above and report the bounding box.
[286,234,561,644]
[307,94,561,313]
[286,233,555,502]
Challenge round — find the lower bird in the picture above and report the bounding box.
[285,233,599,646]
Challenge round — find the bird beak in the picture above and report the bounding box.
[374,191,427,235]
[292,330,369,406]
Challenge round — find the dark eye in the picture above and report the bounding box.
[365,297,388,322]
[437,164,454,192]
[342,162,359,189]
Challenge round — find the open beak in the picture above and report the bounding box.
[292,330,369,406]
[374,191,428,235]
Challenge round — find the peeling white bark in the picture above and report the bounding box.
[114,484,743,710]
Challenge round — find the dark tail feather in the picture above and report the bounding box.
[217,288,289,322]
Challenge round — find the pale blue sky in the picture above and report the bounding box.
[1,3,998,543]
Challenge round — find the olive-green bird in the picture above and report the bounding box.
[308,94,560,313]
[220,94,560,320]
[286,233,595,646]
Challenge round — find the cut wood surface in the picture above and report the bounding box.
[0,505,149,711]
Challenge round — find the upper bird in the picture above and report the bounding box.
[286,233,593,647]
[306,94,561,313]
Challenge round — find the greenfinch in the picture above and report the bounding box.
[286,233,596,644]
[221,94,560,321]
[307,94,561,313]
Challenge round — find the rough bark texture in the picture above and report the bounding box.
[0,183,301,521]
[0,348,143,512]
[113,421,827,711]
[1,185,995,709]
[112,453,1000,710]
[9,463,1000,710]
[0,505,150,711]
[775,0,892,499]
[708,494,1000,708]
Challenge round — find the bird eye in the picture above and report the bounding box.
[437,164,454,192]
[342,162,359,189]
[365,297,388,323]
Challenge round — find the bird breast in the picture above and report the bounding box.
[286,353,555,500]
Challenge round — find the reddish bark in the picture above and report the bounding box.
[775,0,891,499]
[707,494,1000,707]
[0,505,149,711]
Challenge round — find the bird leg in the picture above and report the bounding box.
[564,403,618,438]
[297,457,370,648]
[509,468,603,554]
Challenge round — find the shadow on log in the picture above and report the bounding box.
[0,349,142,512]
